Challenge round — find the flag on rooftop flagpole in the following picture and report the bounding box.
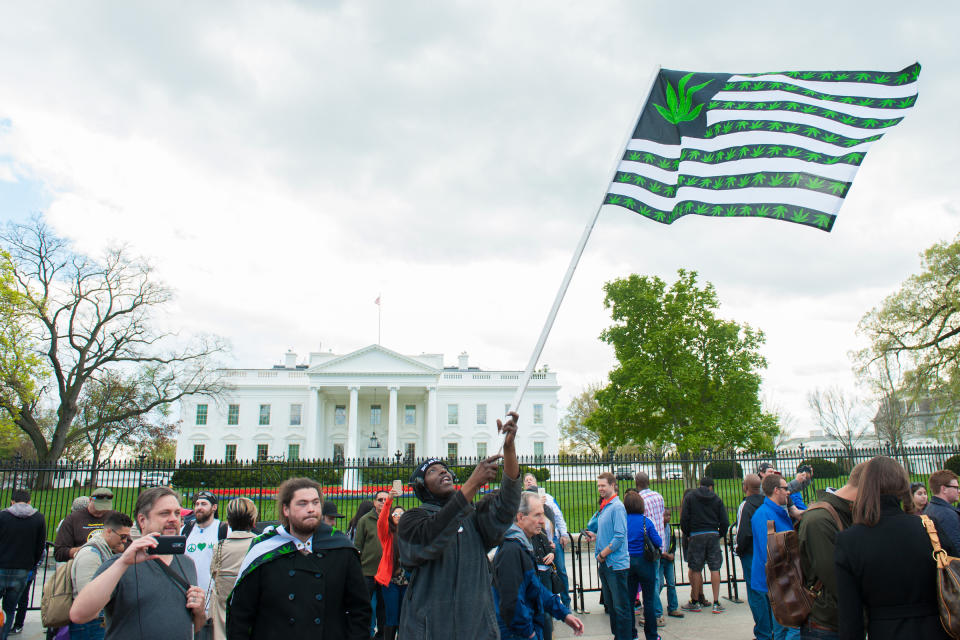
[604,63,920,231]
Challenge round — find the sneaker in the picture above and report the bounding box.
[712,601,724,614]
[680,600,702,612]
[10,628,23,635]
[699,596,710,607]
[667,609,685,618]
[656,616,666,627]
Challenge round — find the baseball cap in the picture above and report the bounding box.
[91,488,113,511]
[322,502,346,519]
[195,490,218,505]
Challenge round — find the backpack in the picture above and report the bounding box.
[42,545,106,628]
[181,520,228,540]
[765,501,843,628]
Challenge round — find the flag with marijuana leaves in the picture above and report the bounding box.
[604,63,919,231]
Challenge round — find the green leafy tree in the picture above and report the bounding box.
[559,383,604,457]
[587,270,776,465]
[0,219,227,474]
[856,233,960,434]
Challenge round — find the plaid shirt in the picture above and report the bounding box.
[639,489,666,552]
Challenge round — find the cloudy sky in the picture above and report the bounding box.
[1,1,957,439]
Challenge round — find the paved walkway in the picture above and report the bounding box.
[17,584,756,639]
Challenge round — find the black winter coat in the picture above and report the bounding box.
[835,496,950,640]
[226,541,370,639]
[680,487,729,538]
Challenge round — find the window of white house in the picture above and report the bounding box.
[290,404,302,426]
[447,442,458,460]
[193,444,205,462]
[257,444,269,461]
[370,404,382,426]
[333,443,345,460]
[405,405,416,425]
[288,443,300,460]
[225,444,237,462]
[476,442,487,458]
[195,404,207,425]
[405,442,416,461]
[335,405,346,426]
[533,404,544,424]
[476,404,487,425]
[227,404,239,425]
[447,404,458,425]
[534,441,545,458]
[259,404,271,426]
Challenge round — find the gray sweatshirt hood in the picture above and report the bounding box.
[503,523,534,553]
[5,503,37,518]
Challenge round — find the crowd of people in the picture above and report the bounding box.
[2,431,959,640]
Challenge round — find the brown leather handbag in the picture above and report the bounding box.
[920,515,960,638]
[765,520,813,627]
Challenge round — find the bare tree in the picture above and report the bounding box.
[866,352,914,455]
[0,218,227,472]
[560,383,604,457]
[808,386,868,462]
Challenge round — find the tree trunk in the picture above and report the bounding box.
[88,446,102,488]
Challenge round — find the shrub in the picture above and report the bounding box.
[703,460,743,479]
[362,464,415,485]
[171,461,342,490]
[834,456,855,475]
[799,457,839,479]
[944,454,960,477]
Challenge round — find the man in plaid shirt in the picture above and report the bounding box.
[635,472,668,627]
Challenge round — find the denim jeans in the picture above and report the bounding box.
[597,562,633,640]
[649,557,662,619]
[69,614,106,640]
[768,595,800,640]
[659,557,678,613]
[741,554,773,640]
[626,556,658,640]
[800,622,839,640]
[554,543,571,608]
[0,569,30,640]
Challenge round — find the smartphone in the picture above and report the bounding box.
[147,535,187,555]
[392,479,403,493]
[538,488,546,499]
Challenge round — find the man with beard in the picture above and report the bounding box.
[70,487,207,639]
[181,490,224,638]
[55,488,119,561]
[226,477,370,639]
[397,411,521,639]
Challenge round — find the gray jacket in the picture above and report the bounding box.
[397,472,521,639]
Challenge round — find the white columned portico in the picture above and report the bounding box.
[388,386,399,456]
[426,385,438,456]
[347,386,360,459]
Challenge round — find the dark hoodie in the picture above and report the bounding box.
[0,502,47,569]
[680,487,729,538]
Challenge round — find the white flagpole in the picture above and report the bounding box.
[498,64,662,449]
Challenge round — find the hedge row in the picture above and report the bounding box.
[171,462,342,488]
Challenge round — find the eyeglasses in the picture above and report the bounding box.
[776,485,789,491]
[947,484,960,490]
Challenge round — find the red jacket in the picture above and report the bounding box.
[375,496,396,586]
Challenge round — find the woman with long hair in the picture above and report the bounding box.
[910,482,929,514]
[209,497,259,640]
[375,487,407,640]
[347,499,375,541]
[835,456,949,639]
[623,489,662,640]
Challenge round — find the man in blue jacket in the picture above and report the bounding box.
[751,473,799,640]
[926,469,960,556]
[584,472,630,640]
[493,492,584,639]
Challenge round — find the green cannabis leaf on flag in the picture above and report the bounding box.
[653,73,712,124]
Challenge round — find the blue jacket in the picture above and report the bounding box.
[790,491,808,510]
[585,496,629,570]
[750,497,794,593]
[493,524,570,639]
[626,514,662,557]
[925,496,960,557]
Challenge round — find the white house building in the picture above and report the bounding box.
[176,345,561,462]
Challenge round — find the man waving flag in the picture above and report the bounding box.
[604,63,920,231]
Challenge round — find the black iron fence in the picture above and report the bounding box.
[3,444,958,614]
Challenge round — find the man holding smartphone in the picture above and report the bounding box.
[397,411,521,639]
[70,487,206,639]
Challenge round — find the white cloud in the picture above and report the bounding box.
[0,0,957,438]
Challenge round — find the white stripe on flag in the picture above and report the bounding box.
[626,133,875,156]
[712,92,909,118]
[617,158,857,182]
[706,111,890,139]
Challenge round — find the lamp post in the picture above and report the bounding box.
[394,449,403,465]
[137,452,147,491]
[799,441,805,459]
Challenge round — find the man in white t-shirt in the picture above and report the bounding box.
[182,491,223,639]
